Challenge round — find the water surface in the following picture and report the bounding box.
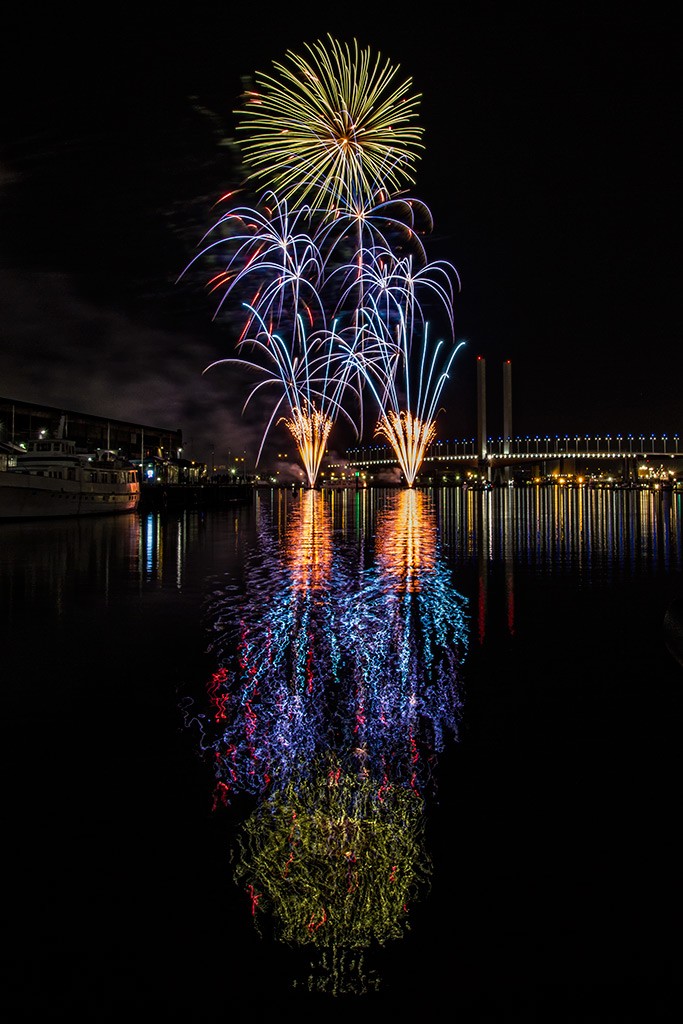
[3,486,681,1018]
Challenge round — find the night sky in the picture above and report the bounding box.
[1,7,679,469]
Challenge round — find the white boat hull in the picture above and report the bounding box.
[0,437,141,519]
[0,471,140,519]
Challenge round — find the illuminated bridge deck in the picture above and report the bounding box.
[346,433,683,478]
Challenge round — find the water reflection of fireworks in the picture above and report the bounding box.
[183,489,469,994]
[191,490,467,803]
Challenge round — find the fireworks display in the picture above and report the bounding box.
[343,301,466,485]
[203,311,359,486]
[184,36,465,487]
[236,34,424,214]
[371,325,467,487]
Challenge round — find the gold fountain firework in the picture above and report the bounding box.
[375,409,438,489]
[279,401,334,491]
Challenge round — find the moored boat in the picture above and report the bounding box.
[0,438,140,519]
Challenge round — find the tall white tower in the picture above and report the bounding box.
[503,360,512,454]
[476,356,487,459]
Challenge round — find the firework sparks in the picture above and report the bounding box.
[184,39,463,488]
[236,35,424,213]
[374,327,466,487]
[375,409,438,486]
[335,246,459,349]
[178,191,325,343]
[315,189,435,276]
[346,304,466,487]
[204,309,360,487]
[279,400,334,490]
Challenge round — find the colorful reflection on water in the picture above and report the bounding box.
[2,484,681,1010]
[185,488,469,994]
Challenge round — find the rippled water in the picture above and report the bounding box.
[3,486,681,1017]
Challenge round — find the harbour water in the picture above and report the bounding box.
[3,486,682,1019]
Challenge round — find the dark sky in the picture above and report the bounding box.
[1,7,680,468]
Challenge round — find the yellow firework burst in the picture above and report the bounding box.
[236,34,424,212]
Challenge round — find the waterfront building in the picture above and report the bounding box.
[0,395,183,463]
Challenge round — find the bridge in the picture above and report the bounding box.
[347,433,683,484]
[345,357,682,484]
